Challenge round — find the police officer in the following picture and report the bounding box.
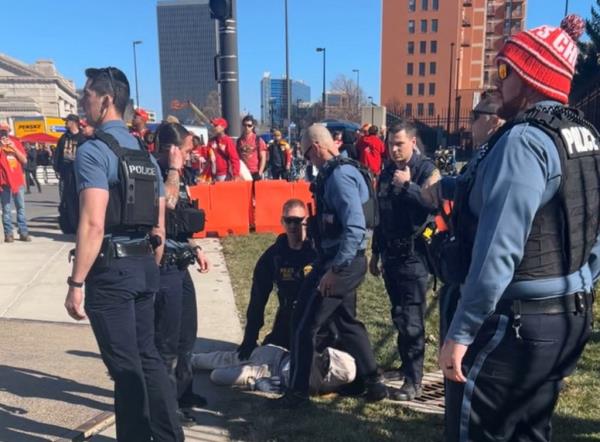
[414,17,598,441]
[64,67,183,442]
[369,120,440,401]
[154,122,210,426]
[273,124,387,408]
[237,199,317,358]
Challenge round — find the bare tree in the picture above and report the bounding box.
[201,90,221,121]
[327,75,365,122]
[385,97,404,117]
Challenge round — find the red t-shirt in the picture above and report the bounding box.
[210,134,240,178]
[236,132,267,173]
[0,136,25,192]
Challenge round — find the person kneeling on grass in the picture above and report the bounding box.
[191,344,356,395]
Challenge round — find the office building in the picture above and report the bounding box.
[260,72,310,127]
[0,54,77,120]
[157,0,218,123]
[381,0,526,121]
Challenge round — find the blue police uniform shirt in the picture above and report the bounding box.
[444,100,600,345]
[320,158,368,267]
[74,120,165,237]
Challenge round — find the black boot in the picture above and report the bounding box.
[388,380,422,401]
[364,374,388,402]
[268,390,310,409]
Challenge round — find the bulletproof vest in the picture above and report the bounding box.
[377,154,435,246]
[311,157,378,248]
[95,131,159,234]
[165,174,205,240]
[454,105,600,283]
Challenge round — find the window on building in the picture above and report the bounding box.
[432,19,438,32]
[406,103,413,116]
[422,0,428,11]
[408,20,415,34]
[417,103,424,116]
[428,103,435,116]
[421,19,427,33]
[429,82,436,95]
[406,83,414,96]
[430,40,437,53]
[487,3,495,16]
[420,41,427,54]
[409,0,416,12]
[418,83,425,96]
[503,19,511,34]
[408,41,415,54]
[407,63,414,75]
[484,71,490,84]
[419,62,426,76]
[513,21,522,32]
[429,62,437,75]
[432,0,439,10]
[514,4,522,16]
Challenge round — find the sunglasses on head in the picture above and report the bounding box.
[497,62,511,81]
[282,216,305,225]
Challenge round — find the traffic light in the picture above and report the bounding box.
[209,0,232,20]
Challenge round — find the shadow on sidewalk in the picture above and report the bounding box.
[0,406,72,442]
[0,365,112,411]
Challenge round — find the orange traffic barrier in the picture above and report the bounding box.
[254,180,295,234]
[208,181,252,236]
[292,181,314,210]
[188,184,210,238]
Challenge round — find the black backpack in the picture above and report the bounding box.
[319,156,379,229]
[58,164,79,234]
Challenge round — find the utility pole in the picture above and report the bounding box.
[285,0,291,137]
[316,47,326,119]
[210,0,241,137]
[132,40,142,108]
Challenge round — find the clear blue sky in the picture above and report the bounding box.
[1,0,594,120]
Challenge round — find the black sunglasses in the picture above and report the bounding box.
[282,216,305,225]
[471,110,496,122]
[243,123,253,127]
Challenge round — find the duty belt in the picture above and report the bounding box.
[495,292,594,316]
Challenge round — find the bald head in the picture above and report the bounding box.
[301,124,338,168]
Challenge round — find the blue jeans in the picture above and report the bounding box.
[1,185,28,237]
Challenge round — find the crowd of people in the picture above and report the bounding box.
[0,11,592,442]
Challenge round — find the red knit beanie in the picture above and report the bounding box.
[496,14,585,104]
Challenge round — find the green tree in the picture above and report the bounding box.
[572,1,600,100]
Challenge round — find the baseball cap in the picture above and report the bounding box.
[211,117,228,129]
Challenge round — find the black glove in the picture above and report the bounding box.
[237,340,257,361]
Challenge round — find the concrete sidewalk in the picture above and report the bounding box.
[0,187,243,441]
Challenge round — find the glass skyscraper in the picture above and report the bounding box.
[261,73,310,128]
[157,0,218,123]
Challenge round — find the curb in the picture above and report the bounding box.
[54,411,115,442]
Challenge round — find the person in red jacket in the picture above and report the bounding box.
[237,115,267,180]
[0,123,31,242]
[357,125,385,175]
[209,118,240,181]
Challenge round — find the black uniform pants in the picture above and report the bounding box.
[445,307,592,442]
[85,255,183,442]
[155,264,199,404]
[382,254,428,385]
[289,255,378,395]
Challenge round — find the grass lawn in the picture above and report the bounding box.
[221,233,600,442]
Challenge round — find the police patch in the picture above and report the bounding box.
[303,264,313,276]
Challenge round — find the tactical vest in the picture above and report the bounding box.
[95,131,159,234]
[453,105,600,283]
[165,175,205,240]
[271,237,315,307]
[377,154,435,249]
[309,157,379,252]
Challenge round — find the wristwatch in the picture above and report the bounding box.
[67,276,84,288]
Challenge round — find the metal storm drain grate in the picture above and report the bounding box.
[385,370,446,415]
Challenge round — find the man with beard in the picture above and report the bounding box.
[409,15,599,441]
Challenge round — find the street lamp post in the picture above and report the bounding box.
[352,68,360,115]
[132,40,142,108]
[284,0,291,136]
[564,0,569,16]
[316,47,326,119]
[269,97,276,129]
[368,96,374,124]
[446,42,455,141]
